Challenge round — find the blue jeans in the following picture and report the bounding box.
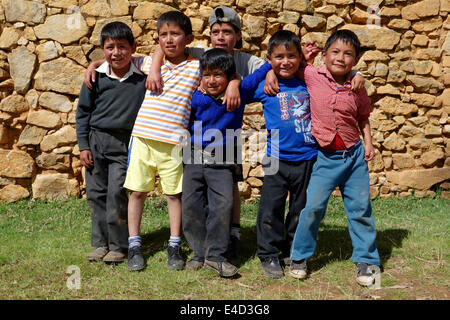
[290,140,380,266]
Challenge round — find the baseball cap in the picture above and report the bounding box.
[208,6,241,31]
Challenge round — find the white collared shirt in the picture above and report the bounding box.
[95,61,143,82]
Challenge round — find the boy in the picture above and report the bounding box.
[76,22,146,263]
[250,30,318,279]
[182,48,272,278]
[289,30,381,287]
[123,11,201,272]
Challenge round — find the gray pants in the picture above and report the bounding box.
[182,163,234,262]
[85,129,129,253]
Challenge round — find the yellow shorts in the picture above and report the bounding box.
[124,136,183,195]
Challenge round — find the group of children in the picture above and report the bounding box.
[76,6,380,287]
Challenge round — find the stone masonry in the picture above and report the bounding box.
[0,0,449,202]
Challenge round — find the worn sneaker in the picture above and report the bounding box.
[289,259,308,279]
[127,246,145,271]
[167,245,185,270]
[260,257,284,279]
[204,259,238,278]
[355,262,376,286]
[186,257,205,271]
[87,246,108,262]
[103,250,126,263]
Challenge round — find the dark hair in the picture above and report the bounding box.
[199,48,236,79]
[157,11,192,36]
[268,30,302,57]
[100,21,134,48]
[324,29,361,57]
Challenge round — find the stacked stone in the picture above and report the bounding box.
[0,0,448,203]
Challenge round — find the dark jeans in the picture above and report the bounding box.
[182,163,234,262]
[257,156,316,260]
[85,129,129,253]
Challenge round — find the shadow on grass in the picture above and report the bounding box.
[141,227,171,260]
[232,225,409,270]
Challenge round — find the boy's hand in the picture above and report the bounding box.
[146,72,164,94]
[363,142,375,162]
[264,69,279,96]
[351,73,365,93]
[223,78,241,112]
[84,60,104,90]
[80,150,94,168]
[302,40,319,62]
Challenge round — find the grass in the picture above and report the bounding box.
[0,195,448,300]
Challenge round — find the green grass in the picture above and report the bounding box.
[0,196,448,300]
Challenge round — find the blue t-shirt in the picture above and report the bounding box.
[251,77,318,161]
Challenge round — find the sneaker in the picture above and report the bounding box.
[289,259,308,279]
[355,262,376,286]
[186,257,204,271]
[281,256,292,267]
[204,259,238,278]
[87,246,108,262]
[260,257,284,279]
[127,246,145,271]
[103,250,126,263]
[167,245,185,270]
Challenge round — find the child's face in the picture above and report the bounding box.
[157,23,193,64]
[322,39,357,82]
[210,23,241,54]
[201,68,230,97]
[267,45,302,79]
[102,37,135,76]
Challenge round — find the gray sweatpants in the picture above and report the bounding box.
[85,129,129,253]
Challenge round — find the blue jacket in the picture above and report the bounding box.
[188,62,272,150]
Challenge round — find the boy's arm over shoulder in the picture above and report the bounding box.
[241,62,272,99]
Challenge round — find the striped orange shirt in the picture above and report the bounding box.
[131,55,200,145]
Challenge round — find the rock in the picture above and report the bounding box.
[410,93,436,107]
[48,0,78,8]
[26,109,62,129]
[0,149,35,178]
[301,32,329,49]
[7,46,36,94]
[413,60,433,75]
[249,165,264,178]
[36,153,71,170]
[3,0,46,24]
[111,0,129,16]
[386,168,450,190]
[16,125,48,146]
[34,13,89,45]
[412,16,442,32]
[247,177,263,187]
[377,84,401,95]
[341,24,400,50]
[0,93,29,114]
[0,27,20,49]
[89,16,133,46]
[302,15,326,29]
[39,92,73,113]
[0,184,29,203]
[40,125,77,152]
[399,125,424,138]
[35,41,59,62]
[368,152,384,172]
[81,0,111,17]
[392,153,415,169]
[421,148,444,167]
[401,0,440,20]
[424,125,442,137]
[34,58,85,96]
[32,173,79,200]
[406,75,444,94]
[383,132,405,151]
[236,0,283,14]
[133,2,177,20]
[374,97,418,116]
[283,0,313,13]
[387,69,406,83]
[360,50,389,62]
[387,19,411,30]
[326,15,345,30]
[243,15,266,38]
[412,35,429,47]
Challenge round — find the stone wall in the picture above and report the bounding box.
[0,0,449,202]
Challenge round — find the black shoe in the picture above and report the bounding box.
[204,259,238,278]
[186,257,204,271]
[260,257,284,279]
[167,245,185,270]
[127,246,145,271]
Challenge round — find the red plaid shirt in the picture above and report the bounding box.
[301,65,371,149]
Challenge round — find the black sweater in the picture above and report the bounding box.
[76,72,146,151]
